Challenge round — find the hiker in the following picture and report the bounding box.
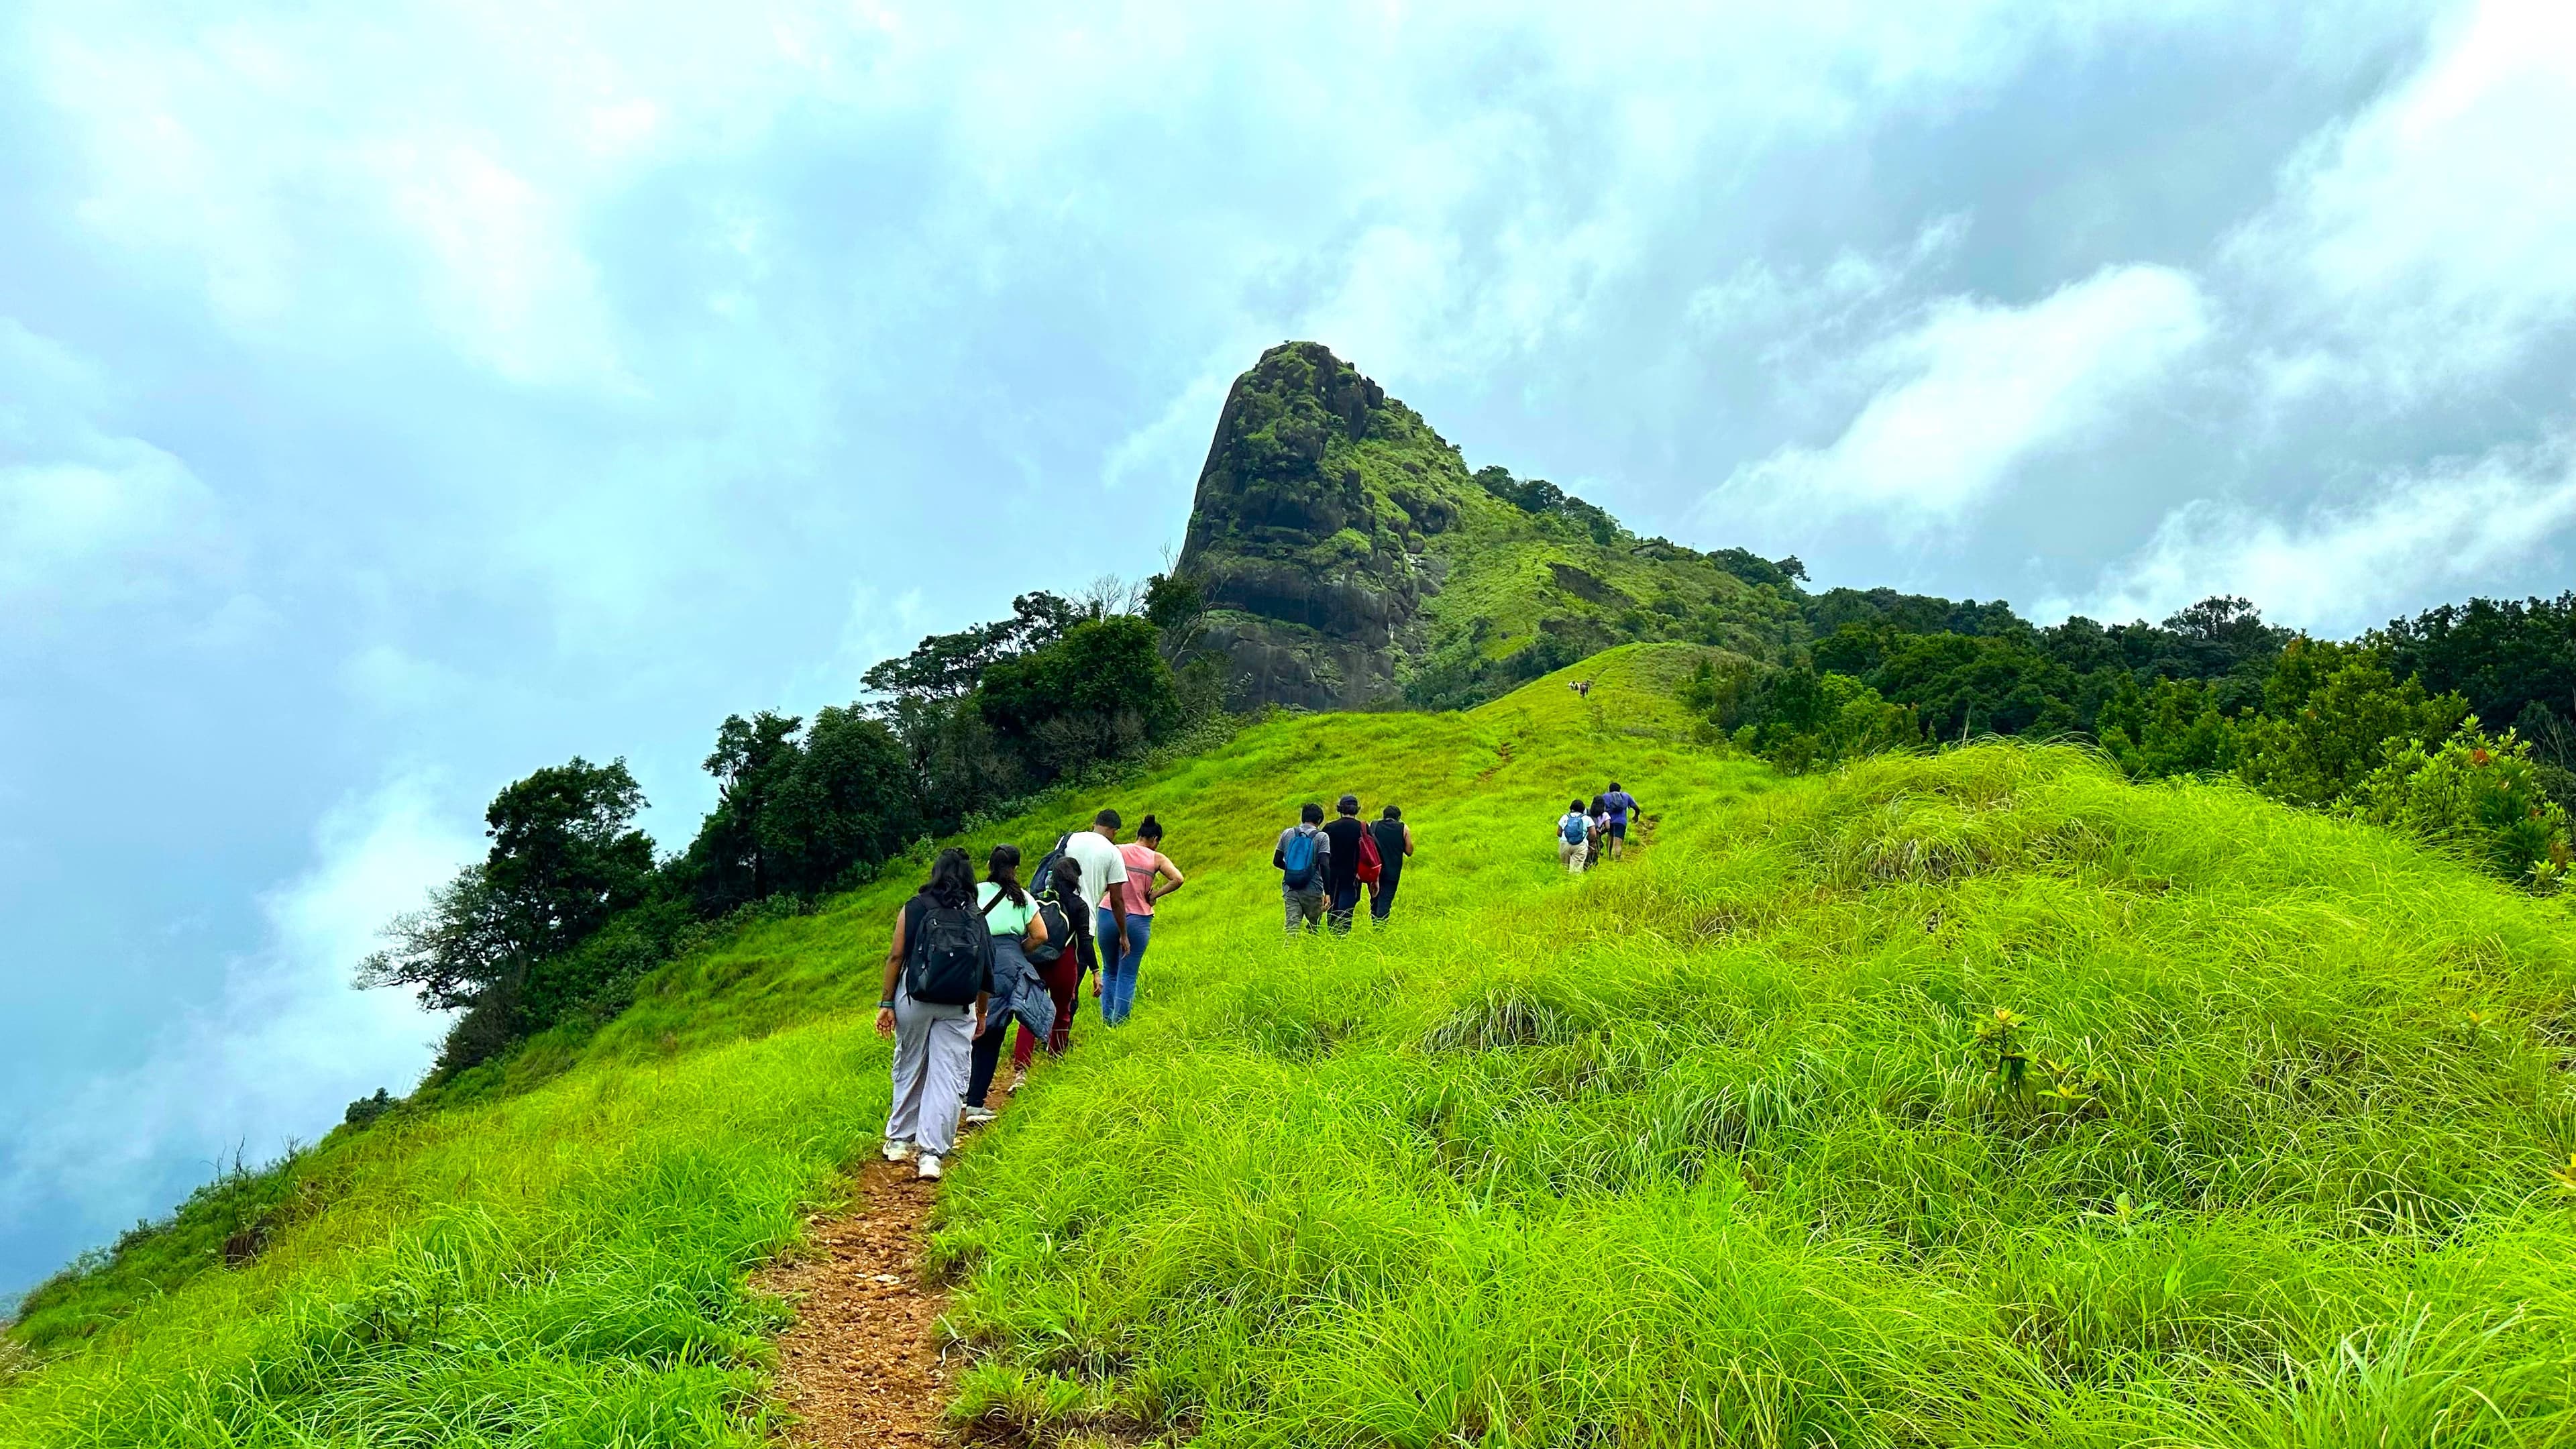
[877,847,991,1181]
[1557,798,1593,874]
[1322,794,1368,934]
[1008,855,1089,1093]
[1102,816,1183,1026]
[1277,802,1330,934]
[1368,804,1414,923]
[1601,781,1639,861]
[963,845,1054,1124]
[1061,808,1131,981]
[1588,794,1612,868]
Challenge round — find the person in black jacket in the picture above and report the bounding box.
[1367,805,1413,923]
[1321,794,1367,934]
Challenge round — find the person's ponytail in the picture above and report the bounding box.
[985,843,1027,910]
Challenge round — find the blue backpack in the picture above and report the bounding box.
[1281,828,1320,890]
[1560,812,1591,845]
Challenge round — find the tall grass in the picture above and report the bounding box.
[9,643,2575,1445]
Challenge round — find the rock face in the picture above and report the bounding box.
[1178,342,1472,710]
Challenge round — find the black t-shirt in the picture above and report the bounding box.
[1322,816,1366,888]
[1370,818,1406,876]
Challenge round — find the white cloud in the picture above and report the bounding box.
[2232,0,2576,398]
[2061,430,2576,633]
[1707,264,2212,534]
[0,777,469,1233]
[0,319,227,617]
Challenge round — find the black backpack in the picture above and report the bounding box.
[1027,832,1073,898]
[1026,890,1075,966]
[905,898,990,1006]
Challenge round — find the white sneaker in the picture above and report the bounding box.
[1008,1067,1029,1093]
[915,1152,943,1180]
[961,1106,998,1126]
[880,1138,914,1163]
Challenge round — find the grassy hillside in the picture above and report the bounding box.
[11,644,2576,1445]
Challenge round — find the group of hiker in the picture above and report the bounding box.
[873,808,1180,1181]
[875,778,1634,1181]
[1556,781,1639,872]
[1274,794,1414,935]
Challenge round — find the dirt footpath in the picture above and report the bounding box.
[755,1154,957,1447]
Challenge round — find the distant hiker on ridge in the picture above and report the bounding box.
[1368,804,1413,924]
[1277,802,1329,935]
[1322,794,1368,934]
[878,847,990,1181]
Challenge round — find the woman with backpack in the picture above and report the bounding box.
[1557,799,1593,874]
[876,847,989,1181]
[1101,815,1183,1026]
[1007,854,1089,1093]
[963,845,1054,1125]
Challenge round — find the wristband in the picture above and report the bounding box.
[877,998,896,1010]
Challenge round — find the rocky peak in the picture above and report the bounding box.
[1177,343,1472,710]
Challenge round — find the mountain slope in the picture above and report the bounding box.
[10,647,2576,1445]
[1179,343,1804,709]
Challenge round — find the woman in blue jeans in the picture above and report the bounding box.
[1096,814,1183,1024]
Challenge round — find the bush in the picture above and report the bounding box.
[2341,723,2574,888]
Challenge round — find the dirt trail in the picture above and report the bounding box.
[758,1073,1030,1446]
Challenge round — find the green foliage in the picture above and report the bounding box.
[480,757,656,960]
[2097,676,2243,777]
[979,616,1183,765]
[10,1147,314,1354]
[1682,658,1917,772]
[2343,722,2574,886]
[2234,640,2468,808]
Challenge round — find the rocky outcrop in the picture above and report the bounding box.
[1177,342,1471,710]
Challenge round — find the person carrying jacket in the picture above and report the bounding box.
[1276,802,1330,935]
[1321,794,1367,934]
[1008,854,1091,1092]
[962,845,1053,1125]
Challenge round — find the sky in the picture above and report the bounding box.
[3,0,2573,1298]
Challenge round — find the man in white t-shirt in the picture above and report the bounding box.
[1059,808,1130,961]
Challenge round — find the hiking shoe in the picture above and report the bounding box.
[881,1138,914,1163]
[916,1152,943,1181]
[961,1106,998,1126]
[1008,1067,1029,1093]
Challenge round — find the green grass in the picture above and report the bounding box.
[11,643,2576,1445]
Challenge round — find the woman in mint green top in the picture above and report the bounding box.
[965,845,1051,1116]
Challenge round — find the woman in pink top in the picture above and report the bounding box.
[1100,814,1183,1025]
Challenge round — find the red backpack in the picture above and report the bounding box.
[1356,827,1383,885]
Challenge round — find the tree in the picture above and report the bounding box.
[684,712,804,911]
[759,706,915,896]
[2233,641,2466,808]
[480,757,655,960]
[979,616,1184,777]
[355,865,516,1012]
[861,592,1083,704]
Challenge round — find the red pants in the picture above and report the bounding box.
[1012,951,1083,1070]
